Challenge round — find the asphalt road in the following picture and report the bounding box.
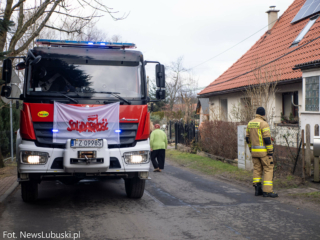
[0,162,320,240]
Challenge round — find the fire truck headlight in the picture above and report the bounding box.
[21,151,49,164]
[123,151,149,164]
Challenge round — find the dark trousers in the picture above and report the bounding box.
[151,149,166,169]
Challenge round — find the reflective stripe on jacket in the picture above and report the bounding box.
[245,114,273,158]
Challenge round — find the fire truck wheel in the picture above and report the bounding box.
[125,177,145,198]
[21,181,38,202]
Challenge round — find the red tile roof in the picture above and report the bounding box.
[199,0,320,96]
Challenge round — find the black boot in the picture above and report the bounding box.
[263,192,278,198]
[254,183,263,196]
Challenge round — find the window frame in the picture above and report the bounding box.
[305,76,320,112]
[282,91,299,118]
[291,15,319,47]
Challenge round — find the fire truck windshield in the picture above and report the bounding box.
[27,57,143,99]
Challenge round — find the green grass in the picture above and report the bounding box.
[166,149,304,189]
[286,175,294,181]
[288,192,320,204]
[166,149,252,182]
[0,160,17,179]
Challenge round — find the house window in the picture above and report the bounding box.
[220,99,228,121]
[291,15,319,47]
[305,76,320,111]
[282,92,298,121]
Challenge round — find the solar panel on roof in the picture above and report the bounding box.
[291,0,320,23]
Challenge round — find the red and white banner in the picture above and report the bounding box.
[53,102,120,144]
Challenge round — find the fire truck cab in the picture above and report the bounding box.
[1,39,166,202]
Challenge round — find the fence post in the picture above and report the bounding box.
[175,122,178,149]
[314,124,320,183]
[315,156,320,182]
[315,124,319,136]
[305,124,311,177]
[302,129,305,183]
[183,123,186,145]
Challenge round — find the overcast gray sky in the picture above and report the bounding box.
[97,0,295,91]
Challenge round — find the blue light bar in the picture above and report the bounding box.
[115,130,122,133]
[36,39,136,49]
[52,129,59,133]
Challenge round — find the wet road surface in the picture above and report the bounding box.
[0,162,320,240]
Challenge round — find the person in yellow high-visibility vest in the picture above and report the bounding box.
[246,107,278,198]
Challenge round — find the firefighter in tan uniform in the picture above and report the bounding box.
[246,107,278,198]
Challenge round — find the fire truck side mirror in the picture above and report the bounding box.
[31,56,41,66]
[2,59,12,83]
[156,89,165,100]
[16,62,26,70]
[1,85,12,97]
[156,64,165,88]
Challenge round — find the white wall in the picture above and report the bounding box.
[209,92,243,122]
[301,69,320,143]
[206,81,302,126]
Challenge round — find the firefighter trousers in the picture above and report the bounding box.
[252,156,274,193]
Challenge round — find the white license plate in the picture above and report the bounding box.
[71,139,103,148]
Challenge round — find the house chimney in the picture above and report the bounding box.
[266,6,279,30]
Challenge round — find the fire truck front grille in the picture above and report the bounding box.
[33,122,138,148]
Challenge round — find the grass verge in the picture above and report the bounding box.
[166,149,251,182]
[288,192,320,204]
[0,160,17,180]
[166,149,304,189]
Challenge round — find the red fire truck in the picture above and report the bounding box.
[1,39,165,202]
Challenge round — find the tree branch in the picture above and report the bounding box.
[16,2,24,34]
[9,0,53,52]
[4,0,14,20]
[46,10,103,20]
[0,0,14,52]
[44,24,81,34]
[79,0,128,20]
[10,0,62,56]
[10,0,26,14]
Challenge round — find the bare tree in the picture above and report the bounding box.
[230,62,279,123]
[62,22,122,43]
[179,74,198,122]
[110,34,122,43]
[166,56,188,111]
[0,0,128,57]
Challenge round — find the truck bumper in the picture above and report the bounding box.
[17,139,151,174]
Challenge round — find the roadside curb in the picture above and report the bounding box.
[0,181,19,203]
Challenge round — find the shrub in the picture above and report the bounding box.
[150,114,161,124]
[199,120,240,159]
[151,111,165,120]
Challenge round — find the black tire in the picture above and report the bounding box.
[125,177,145,198]
[21,181,38,202]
